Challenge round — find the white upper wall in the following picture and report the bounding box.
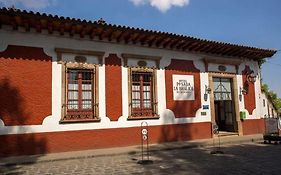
[260,92,278,117]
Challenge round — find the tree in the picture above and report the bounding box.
[261,84,281,114]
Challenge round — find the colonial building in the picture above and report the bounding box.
[0,8,277,156]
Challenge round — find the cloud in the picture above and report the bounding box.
[129,0,190,13]
[0,0,57,10]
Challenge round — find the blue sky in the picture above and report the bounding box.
[1,0,281,97]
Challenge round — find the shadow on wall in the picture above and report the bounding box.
[158,102,211,143]
[0,78,46,159]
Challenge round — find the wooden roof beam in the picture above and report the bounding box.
[188,42,204,51]
[47,21,53,34]
[193,43,215,52]
[106,28,116,41]
[169,39,181,49]
[140,34,155,45]
[226,47,243,56]
[183,42,199,51]
[162,38,173,48]
[175,40,188,49]
[69,25,76,36]
[127,33,140,44]
[155,36,166,47]
[124,32,136,43]
[219,47,234,55]
[232,50,249,57]
[59,23,64,35]
[80,27,87,38]
[140,34,151,45]
[23,19,30,31]
[116,31,130,42]
[111,30,123,41]
[181,40,196,50]
[209,45,226,54]
[133,33,147,43]
[192,43,209,52]
[94,27,103,39]
[35,21,42,33]
[10,16,18,30]
[147,35,157,46]
[89,27,97,39]
[99,28,112,40]
[240,51,253,58]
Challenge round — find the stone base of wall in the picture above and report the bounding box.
[0,122,212,157]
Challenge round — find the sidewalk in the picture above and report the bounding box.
[0,134,263,166]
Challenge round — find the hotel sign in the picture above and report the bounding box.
[172,75,195,101]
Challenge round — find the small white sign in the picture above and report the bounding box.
[142,129,148,135]
[173,75,195,101]
[142,135,148,140]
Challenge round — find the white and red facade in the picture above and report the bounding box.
[0,8,277,156]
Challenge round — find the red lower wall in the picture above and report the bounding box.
[242,119,265,135]
[0,122,211,157]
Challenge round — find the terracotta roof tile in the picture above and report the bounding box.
[0,7,277,60]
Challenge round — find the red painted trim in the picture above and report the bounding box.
[242,119,265,135]
[242,65,256,115]
[105,54,122,121]
[0,122,212,157]
[165,59,201,118]
[0,45,51,61]
[0,45,52,126]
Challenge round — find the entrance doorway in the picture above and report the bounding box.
[213,77,237,132]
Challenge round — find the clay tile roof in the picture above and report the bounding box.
[0,7,277,60]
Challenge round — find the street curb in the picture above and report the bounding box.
[0,134,264,166]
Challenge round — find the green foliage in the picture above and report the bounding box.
[258,59,266,68]
[261,84,281,112]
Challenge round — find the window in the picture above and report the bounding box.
[61,64,99,123]
[263,99,265,107]
[129,69,158,119]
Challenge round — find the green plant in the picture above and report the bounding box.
[261,84,281,111]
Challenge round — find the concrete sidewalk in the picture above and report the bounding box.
[0,134,263,166]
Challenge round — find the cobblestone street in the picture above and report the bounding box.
[1,142,281,175]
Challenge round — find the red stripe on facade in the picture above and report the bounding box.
[0,45,52,125]
[0,122,212,157]
[165,59,201,118]
[242,65,256,115]
[105,54,122,121]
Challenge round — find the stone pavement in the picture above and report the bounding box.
[1,134,281,175]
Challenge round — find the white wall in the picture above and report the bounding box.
[260,92,278,117]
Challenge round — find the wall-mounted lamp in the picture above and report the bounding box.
[246,70,257,83]
[239,87,247,101]
[205,85,212,94]
[204,85,212,101]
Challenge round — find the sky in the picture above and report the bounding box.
[0,0,281,97]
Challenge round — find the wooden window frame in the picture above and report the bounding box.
[61,62,100,123]
[128,67,159,120]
